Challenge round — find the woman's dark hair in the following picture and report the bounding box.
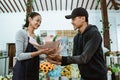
[23,12,41,29]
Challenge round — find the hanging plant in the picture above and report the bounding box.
[26,0,34,7]
[100,16,111,34]
[26,0,34,16]
[96,0,100,7]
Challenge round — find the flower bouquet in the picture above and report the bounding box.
[0,75,12,80]
[61,64,81,79]
[39,61,62,80]
[29,35,60,52]
[39,63,80,79]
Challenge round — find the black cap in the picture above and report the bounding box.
[65,7,88,19]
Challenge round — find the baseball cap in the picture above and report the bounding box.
[65,7,88,19]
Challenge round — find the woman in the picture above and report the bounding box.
[12,12,54,80]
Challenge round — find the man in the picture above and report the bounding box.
[47,7,107,80]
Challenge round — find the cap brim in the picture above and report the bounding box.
[65,15,72,19]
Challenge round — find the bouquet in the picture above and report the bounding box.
[39,61,62,80]
[61,64,81,78]
[0,75,12,80]
[29,35,60,51]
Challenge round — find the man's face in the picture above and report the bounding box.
[71,16,85,30]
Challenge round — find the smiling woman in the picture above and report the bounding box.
[12,12,55,80]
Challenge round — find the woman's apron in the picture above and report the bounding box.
[12,38,39,80]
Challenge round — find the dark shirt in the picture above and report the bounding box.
[62,24,107,80]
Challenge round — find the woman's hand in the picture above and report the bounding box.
[31,48,57,58]
[43,48,56,55]
[31,48,54,57]
[37,48,49,54]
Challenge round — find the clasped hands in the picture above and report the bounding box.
[40,48,62,65]
[38,48,61,65]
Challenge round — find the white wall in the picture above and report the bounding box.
[0,12,26,50]
[0,10,120,51]
[116,12,120,51]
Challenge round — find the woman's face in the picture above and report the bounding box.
[29,15,41,29]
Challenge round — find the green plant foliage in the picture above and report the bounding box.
[52,35,58,42]
[96,0,100,7]
[108,64,120,73]
[36,35,41,45]
[26,0,34,6]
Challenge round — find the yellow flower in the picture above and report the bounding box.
[39,62,55,74]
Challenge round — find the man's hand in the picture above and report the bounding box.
[46,54,62,65]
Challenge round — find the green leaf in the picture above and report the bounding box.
[111,67,120,73]
[36,35,41,44]
[52,35,58,42]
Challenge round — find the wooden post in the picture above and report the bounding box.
[7,43,16,73]
[100,0,111,50]
[26,0,32,15]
